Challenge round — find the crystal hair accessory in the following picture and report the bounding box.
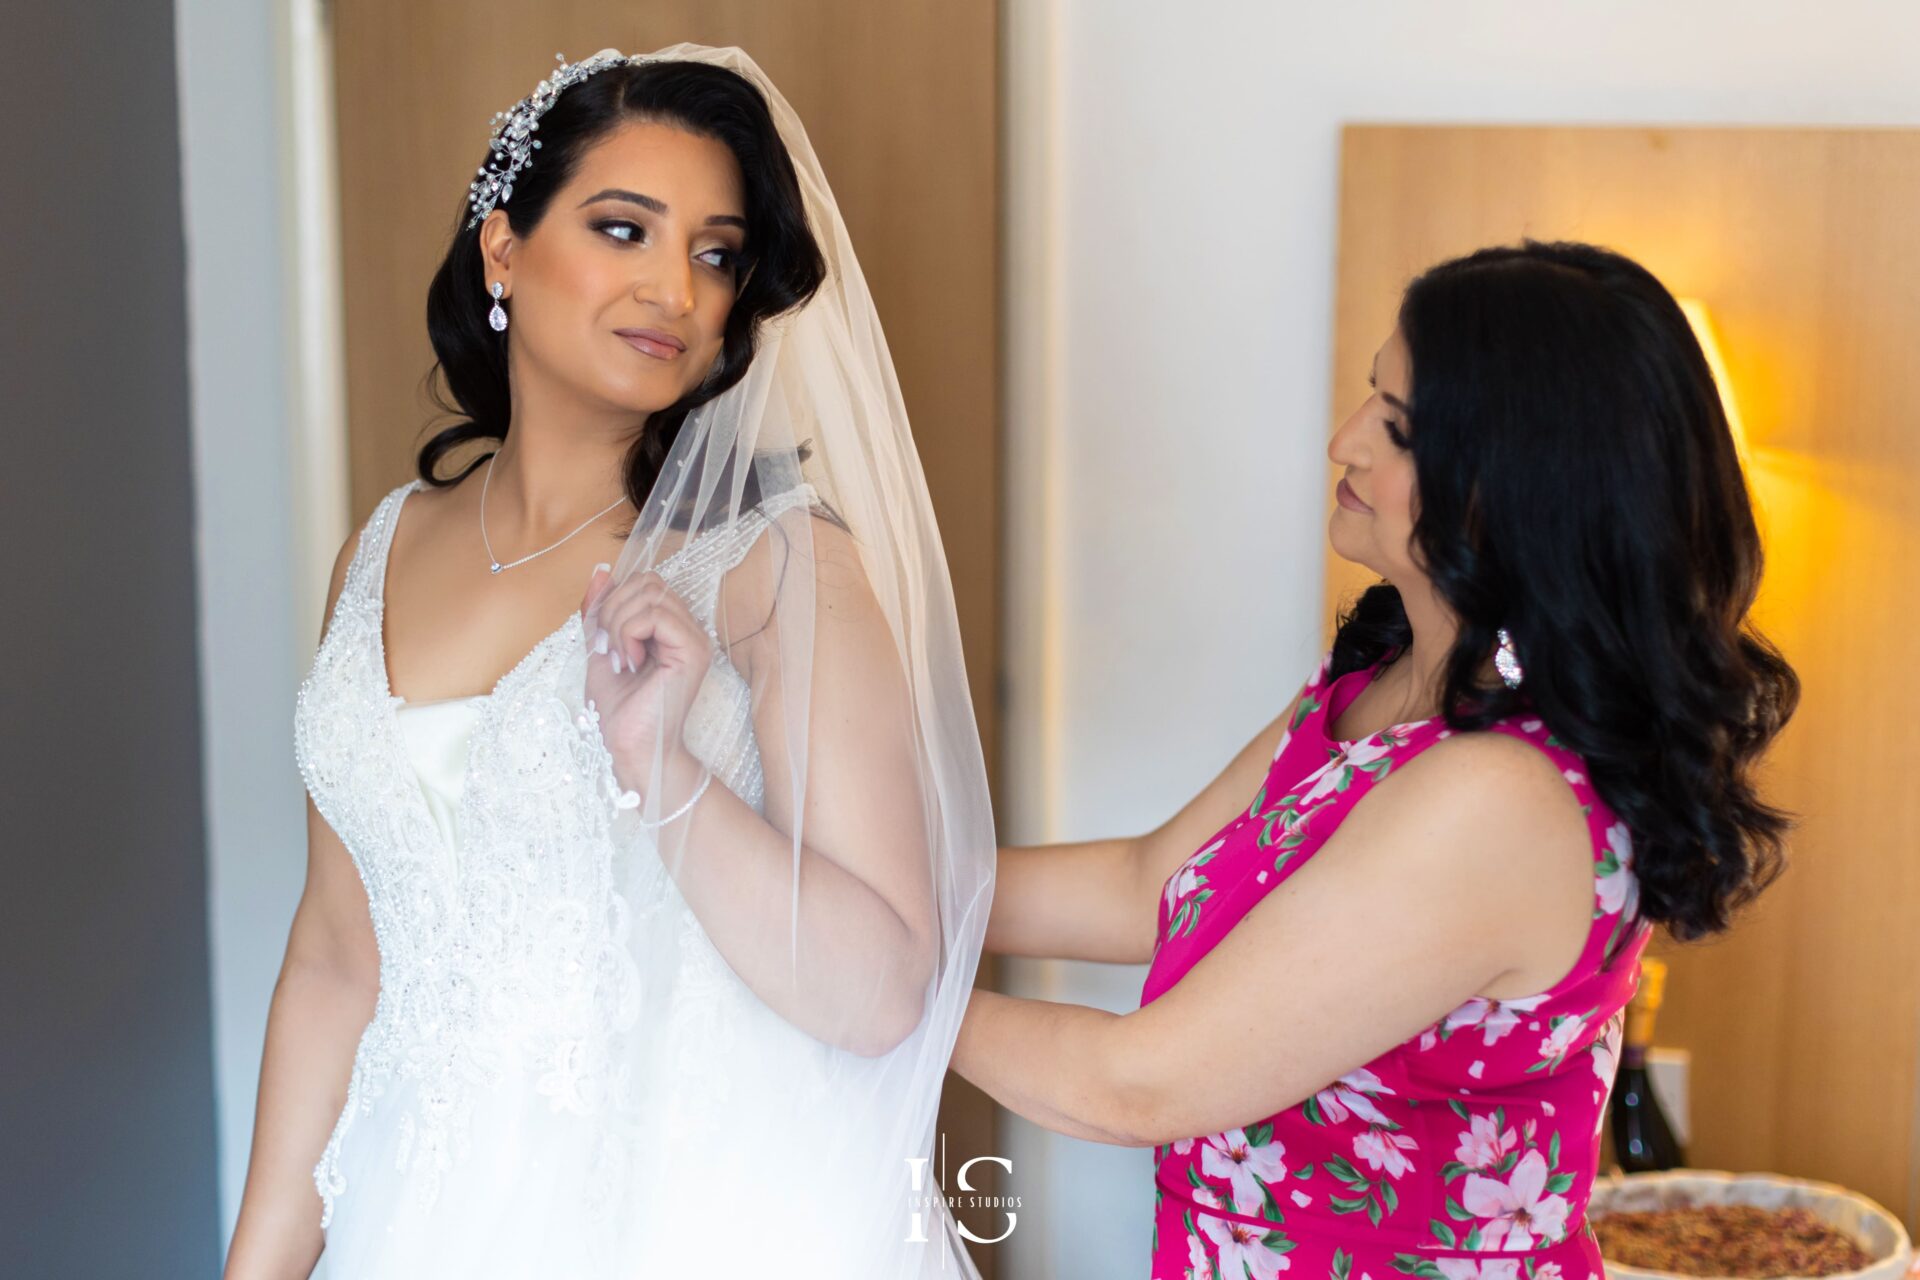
[465,49,654,231]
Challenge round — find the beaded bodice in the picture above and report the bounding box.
[293,476,817,1227]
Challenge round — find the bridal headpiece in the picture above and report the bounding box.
[465,49,655,230]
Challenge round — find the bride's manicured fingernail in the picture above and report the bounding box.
[593,628,610,654]
[610,650,623,674]
[593,562,611,574]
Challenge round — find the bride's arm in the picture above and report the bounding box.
[639,513,939,1058]
[985,692,1301,965]
[225,535,380,1279]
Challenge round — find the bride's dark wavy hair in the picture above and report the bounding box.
[418,58,827,535]
[1329,239,1799,941]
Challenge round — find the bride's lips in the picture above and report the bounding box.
[1336,477,1374,514]
[614,328,686,360]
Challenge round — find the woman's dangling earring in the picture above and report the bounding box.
[488,280,509,332]
[1494,628,1524,689]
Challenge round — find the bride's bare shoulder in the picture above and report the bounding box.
[398,469,474,523]
[715,502,881,657]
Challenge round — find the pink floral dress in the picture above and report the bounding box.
[1143,647,1651,1280]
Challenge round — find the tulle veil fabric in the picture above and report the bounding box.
[545,42,997,1276]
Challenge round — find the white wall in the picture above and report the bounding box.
[179,0,348,1240]
[996,3,1920,1276]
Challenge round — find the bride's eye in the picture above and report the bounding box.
[696,246,739,273]
[594,218,646,246]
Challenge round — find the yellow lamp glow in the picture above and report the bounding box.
[1676,297,1752,471]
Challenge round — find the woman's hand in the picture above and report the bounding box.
[581,564,714,803]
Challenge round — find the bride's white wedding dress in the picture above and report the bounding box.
[296,476,907,1277]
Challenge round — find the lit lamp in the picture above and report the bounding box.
[1675,298,1753,473]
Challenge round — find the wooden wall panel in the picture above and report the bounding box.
[330,1,1005,1268]
[1329,125,1920,1232]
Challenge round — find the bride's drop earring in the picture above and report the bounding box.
[1494,628,1524,689]
[488,280,509,332]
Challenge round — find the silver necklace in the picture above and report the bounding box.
[479,452,627,574]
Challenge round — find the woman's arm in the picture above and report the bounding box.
[985,690,1302,965]
[224,533,382,1280]
[223,809,381,1277]
[951,731,1595,1147]
[608,513,939,1058]
[985,835,1146,963]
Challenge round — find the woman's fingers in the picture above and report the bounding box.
[597,573,704,675]
[581,564,614,615]
[613,598,699,673]
[587,569,657,668]
[597,580,653,671]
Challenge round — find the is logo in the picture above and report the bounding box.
[905,1133,1025,1259]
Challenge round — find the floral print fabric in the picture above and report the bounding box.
[1142,649,1652,1280]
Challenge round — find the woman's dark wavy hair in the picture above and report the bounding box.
[1329,239,1799,941]
[418,58,827,536]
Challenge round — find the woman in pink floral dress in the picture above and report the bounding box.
[952,240,1799,1279]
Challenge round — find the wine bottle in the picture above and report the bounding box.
[1609,956,1687,1173]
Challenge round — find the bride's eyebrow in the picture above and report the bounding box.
[577,187,747,230]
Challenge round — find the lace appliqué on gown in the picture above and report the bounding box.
[294,477,816,1229]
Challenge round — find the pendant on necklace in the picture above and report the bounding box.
[490,562,503,574]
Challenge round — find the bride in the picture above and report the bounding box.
[224,44,994,1279]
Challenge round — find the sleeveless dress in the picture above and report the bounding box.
[295,476,848,1277]
[1143,647,1652,1280]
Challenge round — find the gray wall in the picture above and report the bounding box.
[1,1,222,1273]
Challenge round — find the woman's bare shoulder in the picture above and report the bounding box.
[716,505,875,629]
[1373,729,1584,830]
[1342,727,1594,913]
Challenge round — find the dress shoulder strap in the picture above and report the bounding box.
[662,483,821,622]
[340,478,423,606]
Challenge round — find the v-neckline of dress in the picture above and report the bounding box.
[367,479,592,874]
[361,476,821,873]
[1320,647,1437,748]
[375,479,592,712]
[364,478,739,870]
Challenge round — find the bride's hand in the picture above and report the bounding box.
[581,565,712,800]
